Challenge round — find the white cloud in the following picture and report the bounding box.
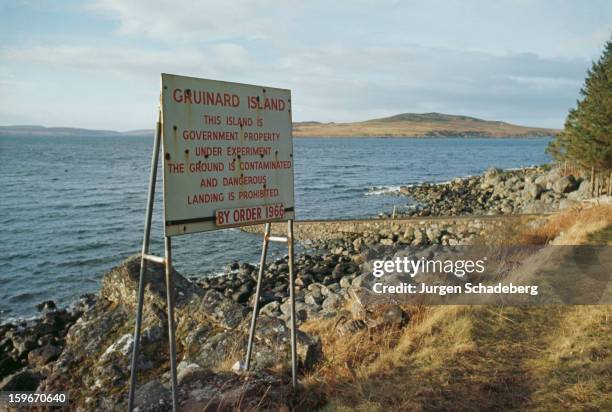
[0,43,256,78]
[89,0,285,41]
[1,0,609,128]
[0,39,592,127]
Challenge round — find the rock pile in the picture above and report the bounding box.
[1,230,431,410]
[0,295,95,392]
[18,256,323,410]
[396,166,591,217]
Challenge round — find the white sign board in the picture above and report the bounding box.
[160,73,295,236]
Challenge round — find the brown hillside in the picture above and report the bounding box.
[293,112,558,138]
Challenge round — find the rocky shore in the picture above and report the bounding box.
[0,249,405,410]
[392,166,591,217]
[0,210,530,410]
[0,296,95,392]
[1,165,582,410]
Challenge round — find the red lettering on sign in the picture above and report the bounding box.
[187,193,224,204]
[171,89,240,107]
[247,96,286,111]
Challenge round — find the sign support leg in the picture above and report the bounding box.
[288,219,298,388]
[245,223,272,370]
[164,236,179,412]
[128,111,162,411]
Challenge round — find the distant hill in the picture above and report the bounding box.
[293,112,559,137]
[293,113,559,137]
[0,125,152,138]
[0,113,558,138]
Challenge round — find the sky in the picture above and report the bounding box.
[0,0,610,130]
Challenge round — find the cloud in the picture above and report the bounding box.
[0,43,253,78]
[0,40,591,127]
[274,44,588,124]
[89,0,285,42]
[1,0,609,128]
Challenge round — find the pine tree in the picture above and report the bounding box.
[547,36,612,192]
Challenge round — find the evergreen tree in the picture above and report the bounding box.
[547,36,612,181]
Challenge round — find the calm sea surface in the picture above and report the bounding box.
[0,136,551,318]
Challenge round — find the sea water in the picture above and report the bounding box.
[0,136,551,318]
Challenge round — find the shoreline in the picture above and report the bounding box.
[1,164,608,409]
[1,163,585,326]
[389,165,591,218]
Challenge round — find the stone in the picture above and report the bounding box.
[553,175,578,194]
[296,331,322,369]
[0,355,22,378]
[307,284,324,299]
[402,227,415,242]
[36,300,57,312]
[523,182,543,200]
[239,262,255,275]
[425,227,441,243]
[304,293,323,306]
[337,319,367,336]
[70,293,97,315]
[339,276,353,289]
[412,230,427,246]
[100,333,133,362]
[249,290,277,307]
[134,379,171,410]
[322,294,342,310]
[231,360,245,373]
[483,167,502,186]
[332,263,356,278]
[296,273,313,287]
[27,344,61,367]
[351,254,364,264]
[317,283,332,296]
[198,290,249,329]
[331,246,344,255]
[351,274,367,288]
[280,299,309,318]
[568,179,591,200]
[259,301,281,317]
[535,168,561,186]
[177,362,210,385]
[189,330,244,371]
[232,283,253,303]
[12,336,37,356]
[0,368,40,391]
[327,283,341,294]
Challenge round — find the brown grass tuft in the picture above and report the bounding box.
[494,204,612,245]
[290,206,612,411]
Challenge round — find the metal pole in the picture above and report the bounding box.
[287,219,298,388]
[164,236,179,412]
[128,110,162,411]
[245,223,271,370]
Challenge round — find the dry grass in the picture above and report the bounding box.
[293,118,557,138]
[290,207,612,411]
[525,306,612,410]
[296,303,612,411]
[299,305,425,399]
[496,204,612,245]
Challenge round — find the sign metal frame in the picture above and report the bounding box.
[127,75,298,412]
